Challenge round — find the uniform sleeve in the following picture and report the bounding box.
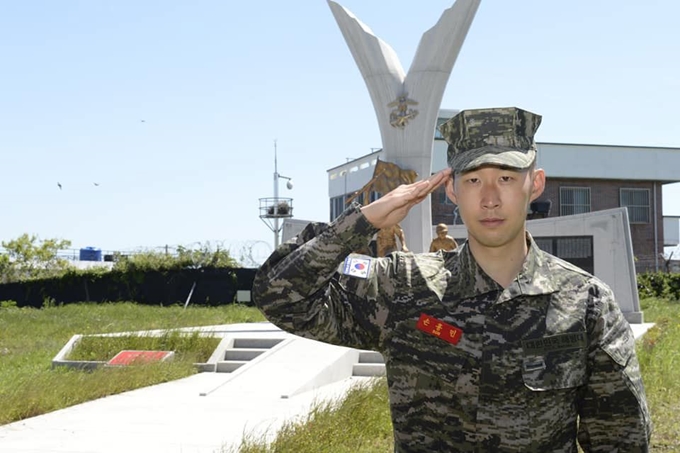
[251,204,398,351]
[577,282,652,452]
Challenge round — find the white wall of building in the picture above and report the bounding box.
[328,151,381,199]
[434,142,680,181]
[536,143,680,182]
[281,219,313,244]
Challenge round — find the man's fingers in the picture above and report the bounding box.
[361,168,453,229]
[388,170,449,206]
[402,169,452,205]
[412,168,451,198]
[427,168,452,188]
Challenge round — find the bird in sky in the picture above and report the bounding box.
[57,182,62,190]
[94,182,100,186]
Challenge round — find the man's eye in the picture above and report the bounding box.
[500,176,513,182]
[466,178,479,184]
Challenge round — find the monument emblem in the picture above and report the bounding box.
[388,94,419,129]
[328,0,481,252]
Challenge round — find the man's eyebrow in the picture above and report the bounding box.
[458,165,522,175]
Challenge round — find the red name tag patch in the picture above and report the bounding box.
[416,313,463,345]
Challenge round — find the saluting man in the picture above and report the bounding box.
[252,107,651,452]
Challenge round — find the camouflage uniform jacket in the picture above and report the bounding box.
[252,205,652,452]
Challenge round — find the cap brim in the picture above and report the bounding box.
[454,147,536,173]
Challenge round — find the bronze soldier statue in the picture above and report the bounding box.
[429,223,458,252]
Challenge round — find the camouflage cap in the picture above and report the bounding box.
[438,107,542,173]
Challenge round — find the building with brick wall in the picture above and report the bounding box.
[328,110,680,273]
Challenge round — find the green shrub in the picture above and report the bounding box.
[0,234,72,283]
[637,272,680,301]
[1,236,240,285]
[113,242,238,273]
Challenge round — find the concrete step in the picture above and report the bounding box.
[216,360,248,373]
[352,363,386,377]
[224,348,266,361]
[232,338,283,349]
[211,337,286,373]
[358,350,384,364]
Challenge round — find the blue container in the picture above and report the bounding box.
[79,247,102,262]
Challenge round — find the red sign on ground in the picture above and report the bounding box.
[107,350,175,366]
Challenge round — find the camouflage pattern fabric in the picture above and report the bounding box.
[252,204,652,452]
[438,107,542,173]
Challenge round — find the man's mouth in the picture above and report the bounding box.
[479,218,504,227]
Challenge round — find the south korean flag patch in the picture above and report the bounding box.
[342,256,372,279]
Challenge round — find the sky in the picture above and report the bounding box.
[2,1,679,264]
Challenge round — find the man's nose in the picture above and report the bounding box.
[480,184,500,209]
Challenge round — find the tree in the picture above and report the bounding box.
[112,241,239,273]
[176,242,238,269]
[0,234,73,283]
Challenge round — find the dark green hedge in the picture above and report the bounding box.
[637,271,680,301]
[0,267,256,308]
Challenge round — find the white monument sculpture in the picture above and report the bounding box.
[328,0,482,252]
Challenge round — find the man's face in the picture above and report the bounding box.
[445,165,545,250]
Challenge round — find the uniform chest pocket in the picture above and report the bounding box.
[388,323,468,389]
[414,333,468,390]
[522,347,587,391]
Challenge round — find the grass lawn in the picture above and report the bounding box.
[636,297,680,450]
[67,330,220,362]
[235,378,393,453]
[0,302,265,425]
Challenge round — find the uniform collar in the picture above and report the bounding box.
[456,242,503,299]
[456,233,558,302]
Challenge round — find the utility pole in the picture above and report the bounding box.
[259,140,294,249]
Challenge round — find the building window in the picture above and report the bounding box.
[620,188,650,223]
[534,236,594,274]
[434,117,449,140]
[330,196,346,221]
[350,192,365,206]
[560,187,591,216]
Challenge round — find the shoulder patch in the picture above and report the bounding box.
[342,256,372,279]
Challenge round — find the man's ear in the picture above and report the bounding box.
[529,168,546,202]
[445,176,458,204]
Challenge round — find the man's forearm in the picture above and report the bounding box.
[252,204,377,312]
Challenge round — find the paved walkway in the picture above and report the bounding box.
[0,372,367,453]
[0,323,374,453]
